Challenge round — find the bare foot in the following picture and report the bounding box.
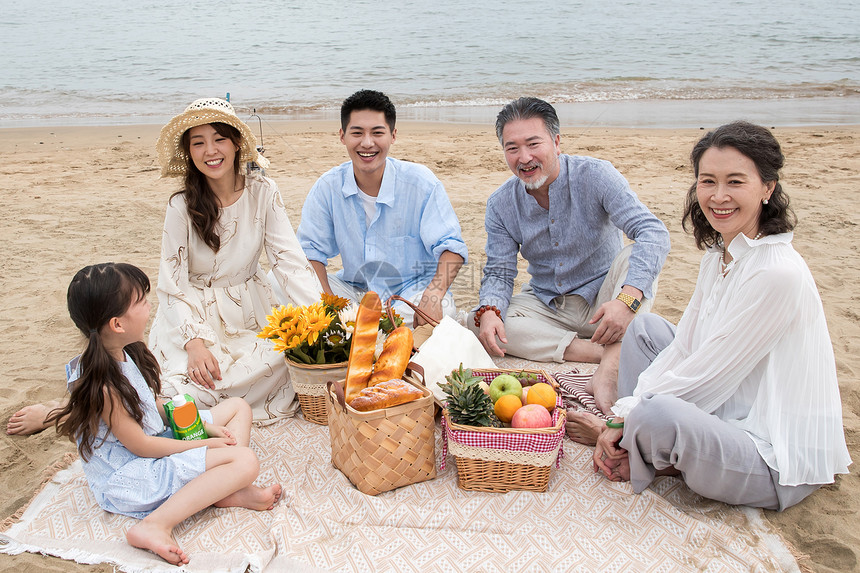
[126,520,189,566]
[565,410,605,446]
[215,483,282,511]
[6,404,52,435]
[585,364,618,416]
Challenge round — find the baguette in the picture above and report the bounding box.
[348,379,423,412]
[344,292,383,403]
[367,326,413,386]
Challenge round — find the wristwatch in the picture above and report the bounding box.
[616,292,641,313]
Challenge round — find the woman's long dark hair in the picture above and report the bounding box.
[48,263,161,461]
[682,121,796,250]
[171,122,243,252]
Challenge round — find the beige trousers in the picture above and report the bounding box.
[470,245,656,362]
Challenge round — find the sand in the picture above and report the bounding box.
[0,121,857,573]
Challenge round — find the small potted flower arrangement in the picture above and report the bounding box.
[258,293,401,424]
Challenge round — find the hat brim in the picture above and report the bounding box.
[156,108,268,178]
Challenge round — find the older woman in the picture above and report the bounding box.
[589,121,850,510]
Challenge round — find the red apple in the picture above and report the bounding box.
[511,404,552,429]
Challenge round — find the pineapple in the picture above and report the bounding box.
[440,364,502,428]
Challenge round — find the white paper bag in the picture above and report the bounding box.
[411,316,496,403]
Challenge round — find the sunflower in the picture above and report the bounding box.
[320,293,351,312]
[259,305,295,340]
[302,302,333,347]
[272,327,305,353]
[259,293,396,364]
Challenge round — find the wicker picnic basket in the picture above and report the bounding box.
[285,357,348,425]
[327,372,437,496]
[441,368,566,493]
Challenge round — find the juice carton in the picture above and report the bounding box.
[164,393,208,440]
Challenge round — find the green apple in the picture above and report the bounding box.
[488,374,523,404]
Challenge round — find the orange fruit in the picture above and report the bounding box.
[494,393,522,423]
[525,382,557,411]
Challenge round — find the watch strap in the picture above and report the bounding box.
[616,292,641,313]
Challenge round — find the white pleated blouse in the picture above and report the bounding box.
[149,173,322,422]
[613,232,851,486]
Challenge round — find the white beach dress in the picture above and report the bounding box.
[149,172,321,423]
[71,354,207,520]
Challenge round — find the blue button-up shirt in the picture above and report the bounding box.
[479,154,670,319]
[297,157,468,301]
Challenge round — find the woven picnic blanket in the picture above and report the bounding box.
[1,385,799,573]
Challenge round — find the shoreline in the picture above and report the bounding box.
[3,95,860,130]
[0,122,857,573]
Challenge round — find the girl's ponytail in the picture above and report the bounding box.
[50,263,159,460]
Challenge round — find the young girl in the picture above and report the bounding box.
[48,263,281,565]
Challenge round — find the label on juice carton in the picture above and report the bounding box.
[164,394,208,440]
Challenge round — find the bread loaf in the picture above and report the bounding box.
[344,292,382,403]
[367,326,413,386]
[348,379,423,412]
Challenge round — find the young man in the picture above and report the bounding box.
[471,97,670,418]
[296,90,467,326]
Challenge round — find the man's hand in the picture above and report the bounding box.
[589,299,635,346]
[184,338,222,390]
[414,250,464,327]
[477,311,507,357]
[589,286,643,346]
[415,286,444,327]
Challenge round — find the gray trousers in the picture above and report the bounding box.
[469,244,657,362]
[617,313,819,511]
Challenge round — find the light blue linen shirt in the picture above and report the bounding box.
[479,154,670,319]
[297,157,468,301]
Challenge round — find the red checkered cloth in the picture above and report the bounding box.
[440,369,566,470]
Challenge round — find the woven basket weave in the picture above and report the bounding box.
[327,375,437,496]
[285,358,348,425]
[442,368,565,493]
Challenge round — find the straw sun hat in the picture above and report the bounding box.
[156,97,270,178]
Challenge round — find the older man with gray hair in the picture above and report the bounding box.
[470,97,670,429]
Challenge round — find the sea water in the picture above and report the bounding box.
[1,0,858,127]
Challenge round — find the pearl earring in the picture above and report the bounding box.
[763,198,769,205]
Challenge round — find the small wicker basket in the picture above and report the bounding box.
[442,368,566,493]
[285,358,348,425]
[327,373,437,496]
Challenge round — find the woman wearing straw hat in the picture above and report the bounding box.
[149,97,323,423]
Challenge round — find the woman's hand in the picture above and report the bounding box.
[184,338,222,390]
[593,423,626,478]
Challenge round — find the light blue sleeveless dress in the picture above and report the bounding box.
[68,353,208,519]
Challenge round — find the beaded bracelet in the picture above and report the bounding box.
[474,305,501,327]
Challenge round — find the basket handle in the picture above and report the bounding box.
[406,361,425,385]
[327,379,347,410]
[385,294,440,328]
